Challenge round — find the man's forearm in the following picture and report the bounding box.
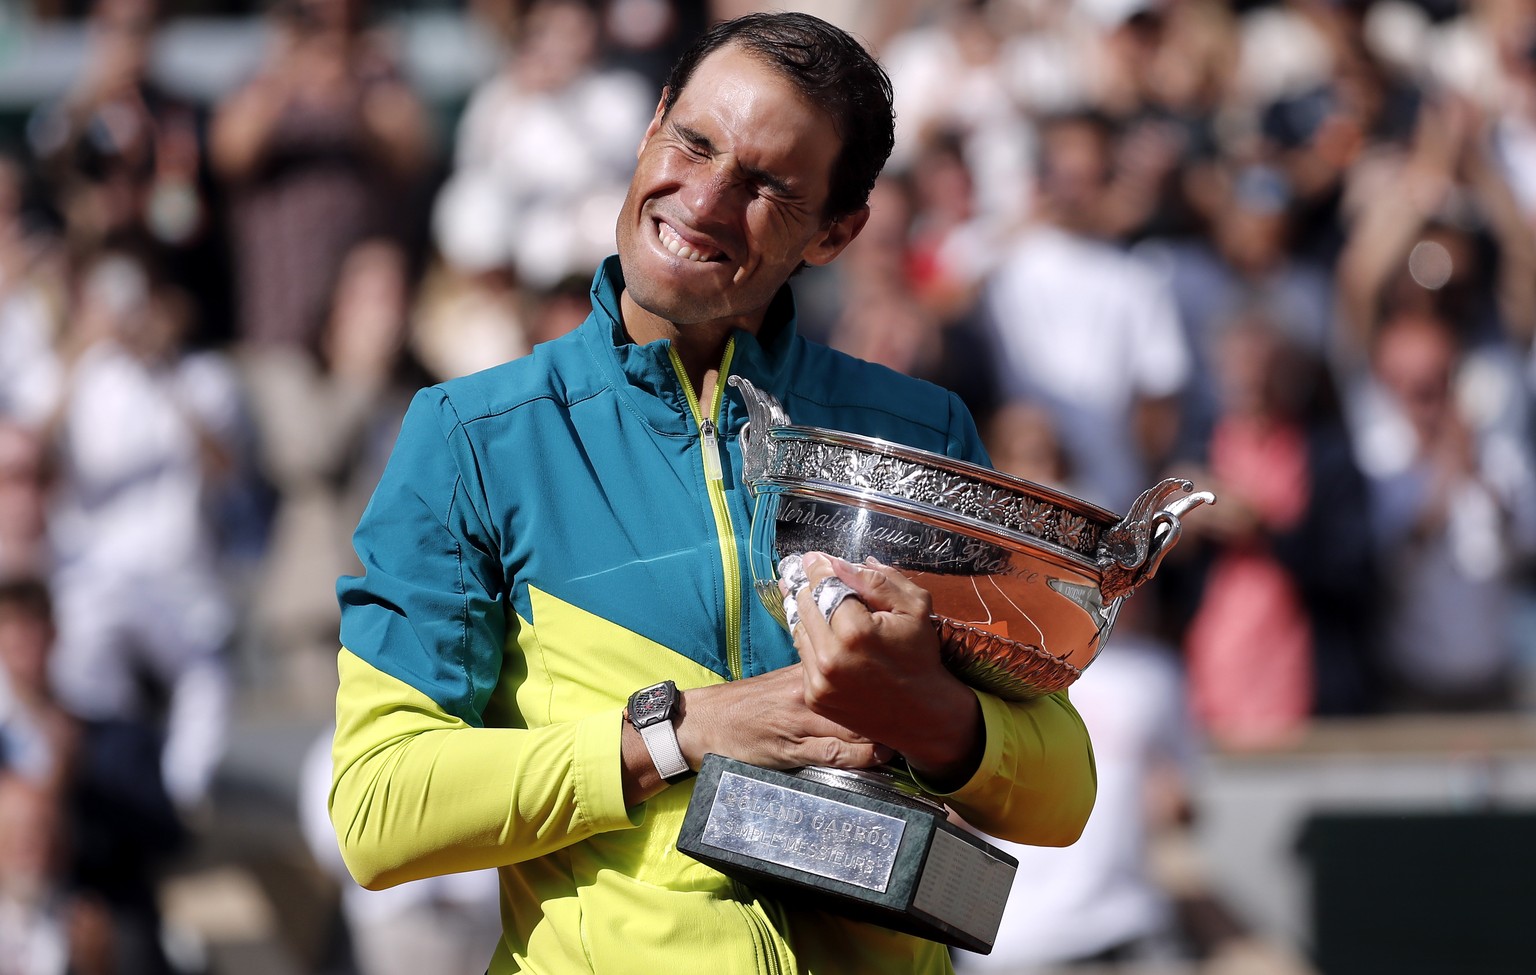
[330,649,639,889]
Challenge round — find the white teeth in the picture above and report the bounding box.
[658,222,717,262]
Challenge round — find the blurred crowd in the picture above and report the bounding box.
[0,0,1535,972]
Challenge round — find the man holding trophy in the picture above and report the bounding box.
[332,12,1110,973]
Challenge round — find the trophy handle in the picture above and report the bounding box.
[728,375,792,485]
[1097,478,1215,602]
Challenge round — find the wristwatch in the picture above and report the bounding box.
[627,680,692,783]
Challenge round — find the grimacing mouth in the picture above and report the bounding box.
[654,217,728,264]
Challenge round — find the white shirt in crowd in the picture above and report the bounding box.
[984,225,1191,511]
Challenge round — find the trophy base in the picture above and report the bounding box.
[678,755,1017,954]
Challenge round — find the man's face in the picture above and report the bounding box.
[1374,316,1456,440]
[616,44,865,334]
[1037,120,1109,234]
[0,607,51,697]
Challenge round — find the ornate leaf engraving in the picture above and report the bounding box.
[1021,500,1054,538]
[849,451,883,487]
[978,486,1016,525]
[1058,513,1088,548]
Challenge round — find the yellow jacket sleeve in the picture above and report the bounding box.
[329,648,641,890]
[916,688,1097,847]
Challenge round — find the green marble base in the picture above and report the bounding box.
[678,755,1017,953]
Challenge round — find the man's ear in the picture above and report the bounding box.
[802,206,871,267]
[637,90,669,159]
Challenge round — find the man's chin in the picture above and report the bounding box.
[624,271,725,327]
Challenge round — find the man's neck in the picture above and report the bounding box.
[619,290,757,404]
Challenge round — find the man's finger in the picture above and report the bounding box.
[820,553,927,617]
[804,738,895,769]
[794,553,868,642]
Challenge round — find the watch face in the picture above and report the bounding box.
[629,682,675,728]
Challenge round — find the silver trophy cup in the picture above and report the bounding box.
[677,377,1214,952]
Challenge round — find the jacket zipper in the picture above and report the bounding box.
[732,881,788,975]
[667,339,744,680]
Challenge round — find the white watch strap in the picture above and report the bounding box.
[639,719,689,781]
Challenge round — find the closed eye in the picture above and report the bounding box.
[672,123,714,160]
[744,166,794,201]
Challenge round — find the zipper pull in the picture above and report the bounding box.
[701,418,724,481]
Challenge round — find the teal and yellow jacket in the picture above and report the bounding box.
[331,257,1096,974]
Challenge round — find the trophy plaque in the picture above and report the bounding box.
[680,755,1017,953]
[677,377,1214,953]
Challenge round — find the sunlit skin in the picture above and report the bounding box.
[615,44,867,395]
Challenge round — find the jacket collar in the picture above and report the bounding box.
[581,256,803,435]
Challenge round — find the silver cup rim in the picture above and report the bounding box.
[751,424,1124,569]
[765,424,1119,522]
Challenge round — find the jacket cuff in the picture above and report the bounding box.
[909,687,1008,801]
[577,708,644,831]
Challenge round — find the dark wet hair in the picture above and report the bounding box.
[661,11,895,221]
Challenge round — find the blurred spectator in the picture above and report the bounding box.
[525,272,594,349]
[1181,318,1375,747]
[1422,0,1536,227]
[245,237,425,713]
[0,576,181,975]
[981,111,1190,511]
[211,0,429,351]
[602,0,709,90]
[26,0,229,338]
[299,726,501,975]
[993,0,1101,118]
[1356,310,1536,710]
[822,174,1000,420]
[1232,0,1334,112]
[831,273,948,390]
[1491,7,1536,229]
[411,261,589,385]
[1334,88,1536,709]
[0,580,77,798]
[0,427,50,580]
[1140,160,1336,455]
[411,183,531,381]
[433,0,650,291]
[0,153,66,427]
[1337,90,1536,360]
[906,129,1009,323]
[1087,0,1239,243]
[40,247,239,813]
[1255,0,1423,265]
[882,0,1036,234]
[983,399,1080,497]
[418,0,657,380]
[0,773,115,975]
[66,720,183,975]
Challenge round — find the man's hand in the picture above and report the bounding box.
[676,665,894,772]
[623,663,892,806]
[622,552,983,807]
[788,552,983,790]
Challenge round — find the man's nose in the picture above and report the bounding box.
[682,165,747,223]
